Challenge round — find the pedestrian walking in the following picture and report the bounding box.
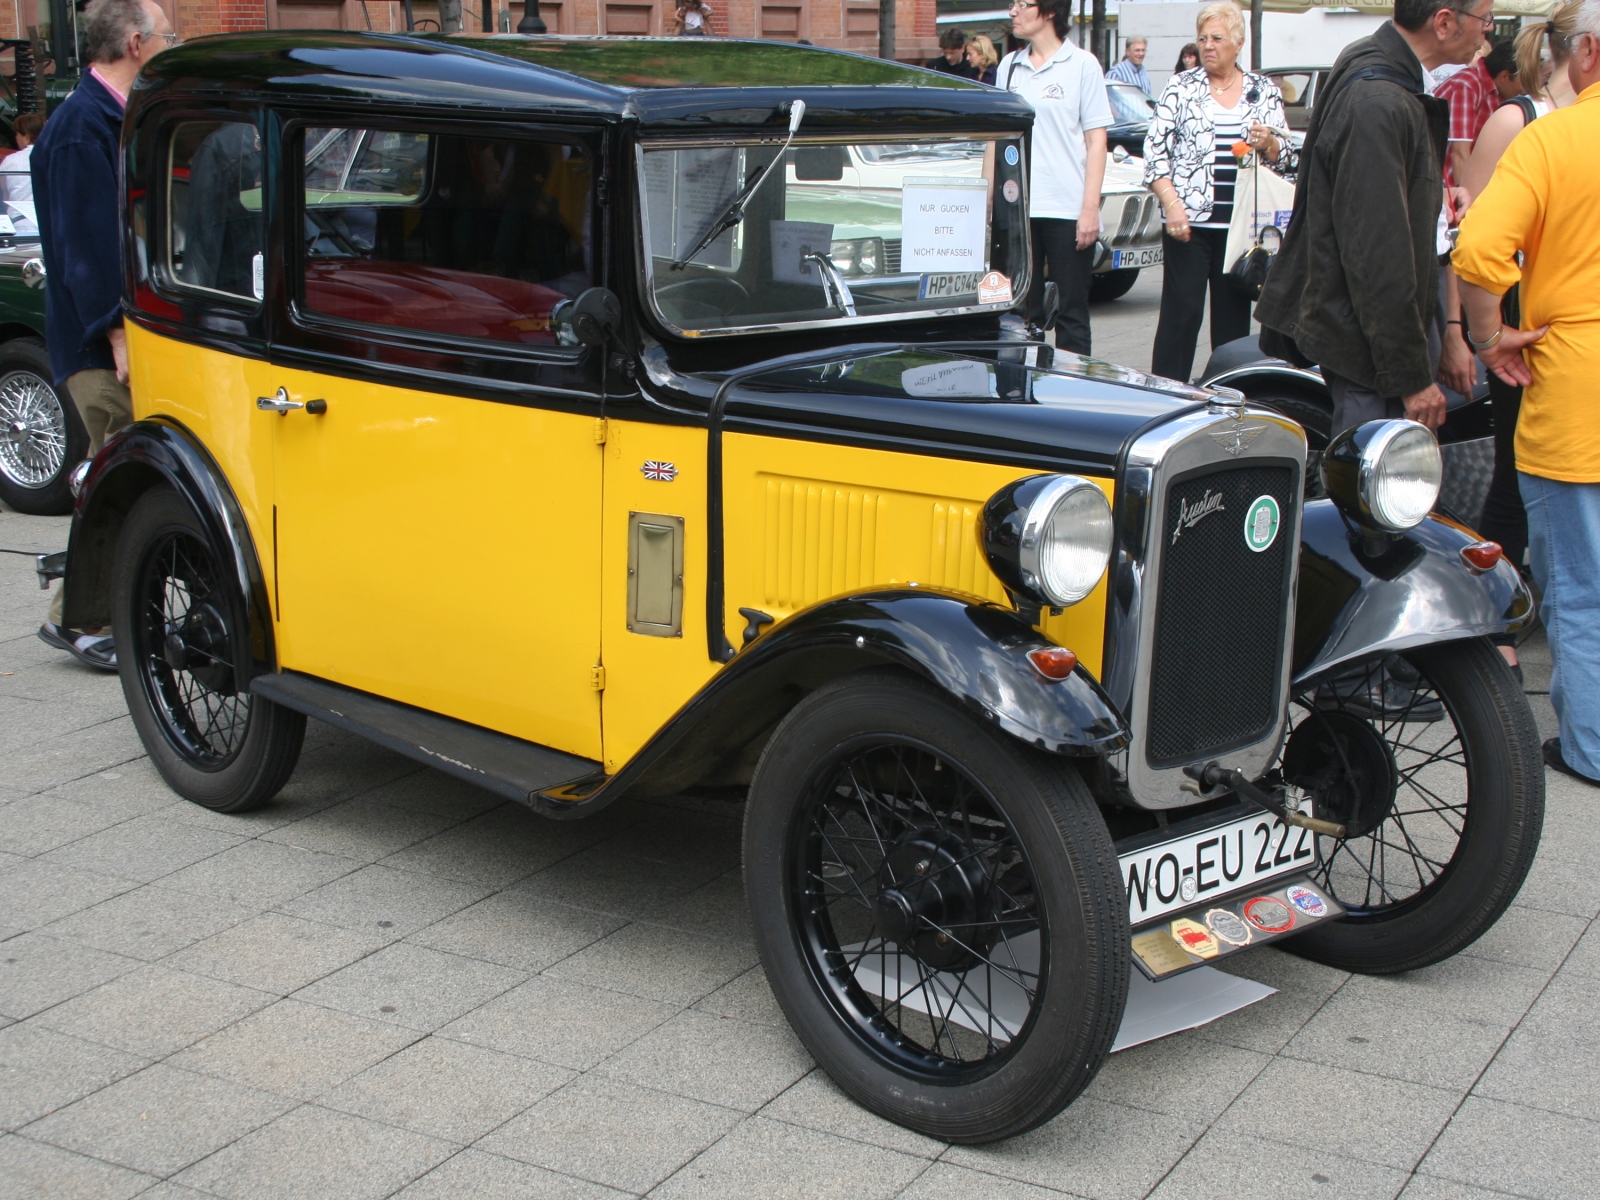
[34,0,176,670]
[1145,2,1294,383]
[1175,43,1201,72]
[997,0,1113,355]
[1255,0,1492,438]
[1454,0,1600,786]
[928,29,978,78]
[1107,36,1153,95]
[966,34,999,85]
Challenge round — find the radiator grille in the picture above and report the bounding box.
[1145,461,1296,767]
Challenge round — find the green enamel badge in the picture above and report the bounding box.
[1244,495,1280,553]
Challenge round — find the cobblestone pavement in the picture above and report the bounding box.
[4,286,1595,1200]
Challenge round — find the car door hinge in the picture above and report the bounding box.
[591,665,606,690]
[594,418,609,445]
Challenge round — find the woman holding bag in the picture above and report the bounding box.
[1145,1,1294,382]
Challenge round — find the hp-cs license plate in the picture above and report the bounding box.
[1111,246,1163,269]
[1121,807,1318,927]
[919,272,983,299]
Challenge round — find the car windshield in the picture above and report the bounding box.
[639,135,1030,337]
[1105,83,1156,125]
[0,166,39,241]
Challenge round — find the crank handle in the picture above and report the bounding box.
[1185,762,1348,840]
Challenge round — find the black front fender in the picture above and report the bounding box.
[1292,500,1534,684]
[63,418,275,680]
[536,589,1128,817]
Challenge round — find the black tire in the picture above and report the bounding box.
[1089,268,1139,302]
[112,488,305,812]
[0,337,88,515]
[744,671,1128,1143]
[1282,638,1543,973]
[1247,389,1332,500]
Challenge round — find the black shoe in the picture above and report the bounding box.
[38,622,118,672]
[1319,675,1446,723]
[1544,738,1600,787]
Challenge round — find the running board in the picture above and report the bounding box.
[250,671,599,808]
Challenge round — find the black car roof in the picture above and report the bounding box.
[134,32,1035,133]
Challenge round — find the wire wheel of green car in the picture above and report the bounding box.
[112,488,305,812]
[0,338,87,515]
[744,670,1128,1143]
[1278,638,1544,973]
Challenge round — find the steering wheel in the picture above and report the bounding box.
[655,276,750,316]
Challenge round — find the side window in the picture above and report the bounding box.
[297,126,593,348]
[168,120,264,300]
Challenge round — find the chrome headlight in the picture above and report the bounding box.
[981,474,1114,607]
[1323,419,1442,532]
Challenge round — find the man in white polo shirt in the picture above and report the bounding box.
[998,0,1112,354]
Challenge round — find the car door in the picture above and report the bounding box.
[264,118,606,761]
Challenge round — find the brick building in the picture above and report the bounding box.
[0,0,939,73]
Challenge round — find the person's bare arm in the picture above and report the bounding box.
[1149,177,1190,241]
[108,325,128,386]
[1461,278,1547,387]
[1078,127,1107,248]
[1438,264,1477,394]
[1447,142,1472,193]
[1461,104,1527,202]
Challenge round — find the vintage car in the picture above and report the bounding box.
[55,33,1542,1144]
[1267,66,1333,132]
[0,190,85,515]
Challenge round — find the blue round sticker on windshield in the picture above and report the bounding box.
[1005,145,1019,166]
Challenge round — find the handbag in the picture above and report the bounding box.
[1225,153,1295,301]
[1228,222,1282,300]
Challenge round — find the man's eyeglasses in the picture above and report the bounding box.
[1007,1,1038,11]
[1449,7,1494,29]
[145,30,181,46]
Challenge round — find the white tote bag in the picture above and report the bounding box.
[1224,156,1297,273]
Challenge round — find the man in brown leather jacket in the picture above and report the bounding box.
[1255,0,1493,435]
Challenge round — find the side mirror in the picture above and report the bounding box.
[1039,281,1060,333]
[571,287,621,347]
[793,145,846,181]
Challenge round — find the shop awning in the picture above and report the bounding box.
[1260,0,1556,13]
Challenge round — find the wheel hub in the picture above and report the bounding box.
[873,829,996,972]
[165,603,235,694]
[1283,709,1399,839]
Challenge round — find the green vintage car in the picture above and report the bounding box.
[0,210,86,514]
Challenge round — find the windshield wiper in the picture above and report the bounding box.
[671,99,806,271]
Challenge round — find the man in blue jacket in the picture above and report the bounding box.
[36,0,174,668]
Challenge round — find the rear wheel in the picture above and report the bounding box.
[1089,268,1139,302]
[1279,638,1543,973]
[112,488,304,812]
[744,672,1128,1143]
[0,337,87,515]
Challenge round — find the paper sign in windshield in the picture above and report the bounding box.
[643,147,741,268]
[900,177,988,275]
[769,221,835,285]
[900,358,996,399]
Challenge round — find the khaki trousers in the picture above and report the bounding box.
[46,369,133,628]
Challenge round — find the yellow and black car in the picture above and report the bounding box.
[57,33,1541,1142]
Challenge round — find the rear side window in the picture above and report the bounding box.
[297,126,593,348]
[168,119,264,301]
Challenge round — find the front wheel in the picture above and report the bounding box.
[112,488,305,812]
[1089,268,1139,302]
[1279,638,1544,973]
[0,337,87,515]
[744,671,1128,1143]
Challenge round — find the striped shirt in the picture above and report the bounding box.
[1106,58,1152,95]
[1198,96,1245,229]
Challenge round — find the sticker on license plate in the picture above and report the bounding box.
[919,271,983,299]
[1111,246,1163,269]
[1120,809,1318,926]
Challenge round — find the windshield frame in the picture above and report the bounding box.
[635,133,1029,340]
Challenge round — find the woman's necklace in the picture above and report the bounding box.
[1209,70,1242,98]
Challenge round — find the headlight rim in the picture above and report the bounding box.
[1324,418,1442,534]
[981,472,1114,610]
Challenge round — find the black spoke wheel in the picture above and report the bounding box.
[745,671,1127,1143]
[1278,638,1543,973]
[112,488,305,812]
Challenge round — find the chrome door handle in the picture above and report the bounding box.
[257,387,325,415]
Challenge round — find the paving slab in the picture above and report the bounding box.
[480,1074,741,1193]
[638,872,757,946]
[259,796,461,863]
[1147,1128,1409,1200]
[407,890,626,974]
[22,1062,296,1177]
[293,940,526,1032]
[1420,1096,1600,1200]
[0,930,141,1020]
[391,1148,631,1199]
[159,838,360,909]
[1084,1030,1272,1124]
[651,1116,928,1200]
[1397,1176,1533,1199]
[165,910,391,994]
[0,1131,156,1200]
[43,883,258,962]
[1459,905,1587,974]
[440,974,677,1071]
[692,965,786,1027]
[33,963,275,1059]
[898,1162,1088,1200]
[0,790,146,857]
[175,1103,457,1199]
[595,1008,813,1112]
[41,811,245,884]
[0,856,136,932]
[380,803,601,887]
[1472,973,1600,1122]
[279,863,490,938]
[511,844,728,920]
[0,1022,148,1131]
[757,1069,946,1160]
[167,997,419,1100]
[321,1034,572,1143]
[541,921,756,1005]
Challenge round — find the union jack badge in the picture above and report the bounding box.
[641,460,678,481]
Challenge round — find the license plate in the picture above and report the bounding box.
[1111,246,1163,269]
[919,271,983,299]
[1120,807,1318,927]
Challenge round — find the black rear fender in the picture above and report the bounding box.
[63,419,275,679]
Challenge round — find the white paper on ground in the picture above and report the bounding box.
[845,933,1275,1053]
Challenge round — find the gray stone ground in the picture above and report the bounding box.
[3,274,1596,1199]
